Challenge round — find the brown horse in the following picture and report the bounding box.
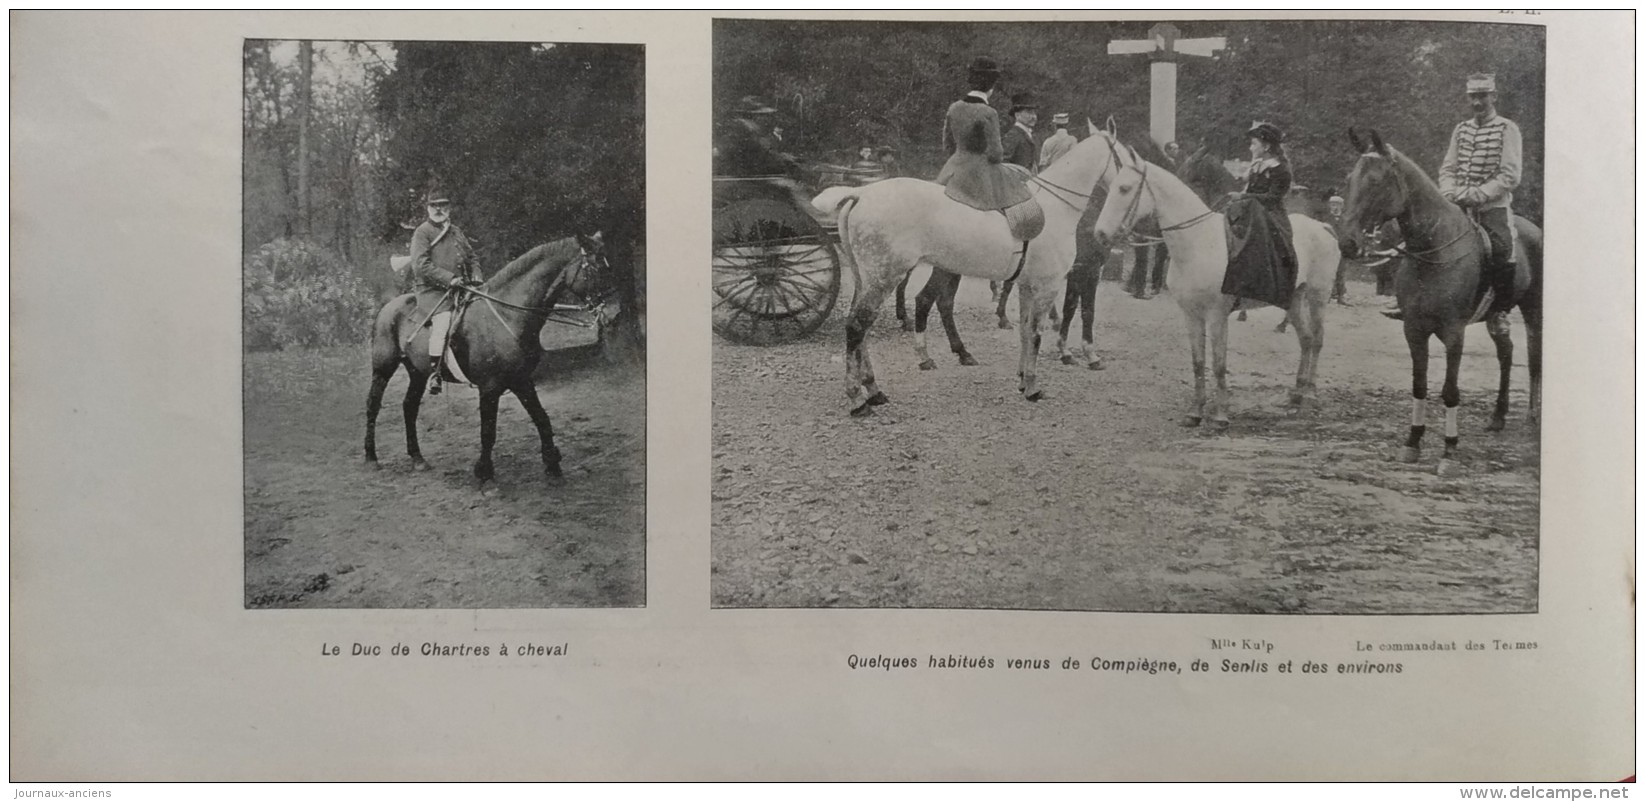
[364,233,610,485]
[1338,129,1542,476]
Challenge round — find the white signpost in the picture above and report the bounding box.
[1108,22,1226,148]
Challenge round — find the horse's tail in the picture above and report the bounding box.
[1515,215,1543,296]
[372,294,415,374]
[831,194,865,309]
[811,185,860,215]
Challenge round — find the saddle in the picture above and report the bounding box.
[998,164,1046,242]
[1466,216,1529,324]
[406,288,478,387]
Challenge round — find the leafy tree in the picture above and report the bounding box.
[373,41,645,306]
[714,19,1544,222]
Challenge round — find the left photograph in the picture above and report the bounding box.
[242,40,647,608]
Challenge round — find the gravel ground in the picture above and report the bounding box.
[711,272,1539,613]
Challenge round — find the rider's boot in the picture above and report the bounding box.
[427,311,451,396]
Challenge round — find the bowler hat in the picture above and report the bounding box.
[1010,92,1038,113]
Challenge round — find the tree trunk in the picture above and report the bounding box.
[296,41,313,237]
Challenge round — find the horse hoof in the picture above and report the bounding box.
[997,318,1013,330]
[1060,354,1076,366]
[866,391,890,407]
[957,353,979,367]
[849,403,875,418]
[1180,416,1202,428]
[1485,417,1506,432]
[1023,390,1044,403]
[900,319,914,332]
[364,458,381,470]
[1209,418,1230,432]
[411,459,431,472]
[1398,447,1421,464]
[1436,459,1459,478]
[918,359,937,371]
[1286,390,1304,407]
[1087,359,1105,371]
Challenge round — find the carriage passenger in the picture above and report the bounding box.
[852,144,888,185]
[409,186,481,396]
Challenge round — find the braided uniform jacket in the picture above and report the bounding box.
[1437,114,1523,210]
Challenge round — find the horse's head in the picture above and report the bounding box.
[1339,127,1407,259]
[567,230,612,298]
[1174,145,1238,207]
[1090,141,1155,248]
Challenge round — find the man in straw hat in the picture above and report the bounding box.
[1039,111,1077,170]
[1385,72,1523,320]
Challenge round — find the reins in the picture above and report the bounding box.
[459,249,607,340]
[1353,153,1483,266]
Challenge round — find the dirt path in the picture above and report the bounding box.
[712,275,1539,613]
[244,345,645,609]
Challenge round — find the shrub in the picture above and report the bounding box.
[243,238,378,351]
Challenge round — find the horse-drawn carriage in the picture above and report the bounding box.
[709,173,846,345]
[711,159,894,345]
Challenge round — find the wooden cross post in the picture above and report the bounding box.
[1108,22,1226,148]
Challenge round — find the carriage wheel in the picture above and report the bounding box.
[712,198,841,345]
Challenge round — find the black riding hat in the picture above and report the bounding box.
[1246,121,1285,145]
[967,56,1001,77]
[1010,92,1038,114]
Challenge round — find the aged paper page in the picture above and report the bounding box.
[10,10,1634,780]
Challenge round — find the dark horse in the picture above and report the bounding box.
[1339,129,1542,475]
[364,233,610,485]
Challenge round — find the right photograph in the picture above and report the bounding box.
[710,18,1544,613]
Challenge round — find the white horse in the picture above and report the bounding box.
[812,131,1123,416]
[1090,142,1340,428]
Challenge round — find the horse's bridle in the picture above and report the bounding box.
[1107,149,1219,239]
[1024,136,1121,213]
[463,246,613,337]
[1347,152,1477,266]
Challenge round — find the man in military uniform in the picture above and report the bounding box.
[1386,72,1523,320]
[1038,111,1076,170]
[410,186,481,395]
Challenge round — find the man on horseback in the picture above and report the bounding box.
[409,186,481,395]
[1384,73,1522,320]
